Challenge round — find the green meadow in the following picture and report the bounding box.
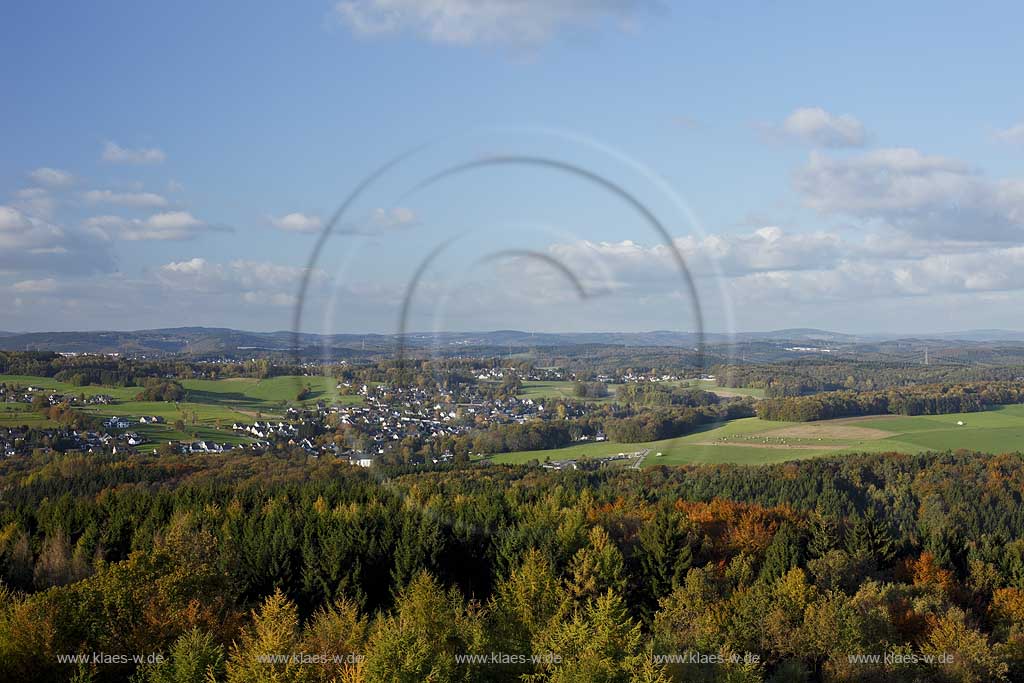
[0,373,362,445]
[516,378,765,403]
[488,404,1024,466]
[518,380,617,403]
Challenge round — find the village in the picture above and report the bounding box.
[0,378,597,467]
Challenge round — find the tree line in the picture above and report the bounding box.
[757,381,1024,421]
[714,360,1024,398]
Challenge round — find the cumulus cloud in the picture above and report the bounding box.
[995,122,1024,145]
[12,278,59,293]
[794,148,1024,240]
[270,212,322,234]
[525,224,1024,313]
[372,206,416,227]
[83,189,169,208]
[84,211,208,241]
[336,206,418,235]
[274,207,418,235]
[101,140,166,164]
[11,187,57,219]
[28,167,74,188]
[543,227,848,291]
[334,0,656,46]
[0,205,114,274]
[157,257,323,307]
[0,205,65,250]
[773,107,866,147]
[727,247,1024,305]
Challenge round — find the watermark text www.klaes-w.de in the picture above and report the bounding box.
[255,653,366,665]
[653,651,760,665]
[454,652,562,665]
[56,653,165,665]
[846,651,956,666]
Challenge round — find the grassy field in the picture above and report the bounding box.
[681,379,766,399]
[489,404,1024,466]
[0,373,362,445]
[517,379,765,403]
[518,381,617,403]
[179,375,361,414]
[0,403,59,428]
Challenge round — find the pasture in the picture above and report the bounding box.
[0,373,362,445]
[518,380,617,403]
[488,404,1024,466]
[516,378,764,403]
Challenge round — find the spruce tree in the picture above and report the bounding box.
[636,510,693,618]
[760,521,804,582]
[808,513,840,560]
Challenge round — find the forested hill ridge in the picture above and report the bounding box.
[2,450,1024,682]
[5,327,1024,363]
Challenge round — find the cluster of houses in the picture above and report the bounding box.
[0,425,156,457]
[354,382,556,437]
[102,415,164,427]
[473,366,568,382]
[232,420,297,439]
[1,371,598,468]
[0,384,113,406]
[215,381,586,467]
[618,371,682,383]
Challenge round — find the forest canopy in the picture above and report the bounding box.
[2,450,1024,682]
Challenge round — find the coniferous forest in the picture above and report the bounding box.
[3,450,1024,682]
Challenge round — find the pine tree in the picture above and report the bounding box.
[760,522,804,582]
[845,506,896,568]
[808,513,840,560]
[635,511,693,618]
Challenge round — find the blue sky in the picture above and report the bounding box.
[2,1,1024,334]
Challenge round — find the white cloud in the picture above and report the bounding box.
[28,167,74,187]
[0,205,64,250]
[130,212,203,240]
[335,0,655,46]
[0,206,115,274]
[336,206,418,235]
[270,212,322,234]
[85,211,205,241]
[726,247,1024,305]
[157,257,321,307]
[83,189,169,208]
[529,224,1024,312]
[12,278,58,293]
[12,187,57,219]
[372,206,416,228]
[774,107,866,147]
[995,122,1024,145]
[101,140,166,164]
[794,148,1024,240]
[273,207,417,235]
[544,227,847,289]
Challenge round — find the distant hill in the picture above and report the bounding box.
[1,326,1023,360]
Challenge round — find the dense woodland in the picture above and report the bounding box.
[715,361,1024,398]
[2,451,1024,682]
[758,382,1024,422]
[0,352,311,386]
